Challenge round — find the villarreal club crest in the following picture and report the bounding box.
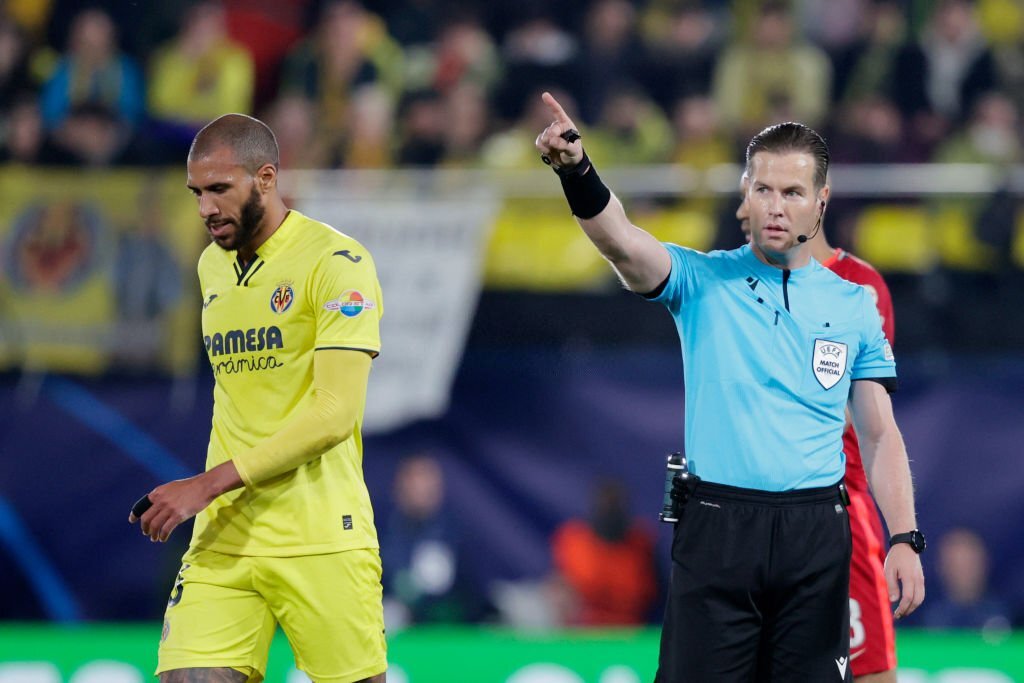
[270,283,294,314]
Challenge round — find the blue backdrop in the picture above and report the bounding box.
[1,346,1022,623]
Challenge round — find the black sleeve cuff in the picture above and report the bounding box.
[638,273,670,300]
[855,376,899,393]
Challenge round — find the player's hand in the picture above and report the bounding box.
[884,543,925,619]
[128,475,217,543]
[535,92,584,170]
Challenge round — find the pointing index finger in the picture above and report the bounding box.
[541,91,572,125]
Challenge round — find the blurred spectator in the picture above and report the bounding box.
[146,1,255,158]
[797,0,869,52]
[395,89,445,166]
[917,527,1013,632]
[551,479,657,626]
[279,1,401,167]
[934,91,1021,165]
[381,453,474,629]
[0,96,45,163]
[583,83,674,165]
[931,91,1021,248]
[669,94,732,216]
[712,0,831,138]
[0,16,33,114]
[830,0,907,108]
[403,12,501,96]
[39,8,143,132]
[890,0,997,150]
[44,0,179,60]
[220,0,312,110]
[638,3,721,115]
[830,94,927,164]
[670,93,732,170]
[492,7,578,123]
[440,82,490,167]
[260,94,321,169]
[39,102,142,166]
[112,179,183,368]
[344,85,395,168]
[574,0,644,125]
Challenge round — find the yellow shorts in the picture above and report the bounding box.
[157,547,387,682]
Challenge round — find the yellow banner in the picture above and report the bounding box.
[0,166,205,375]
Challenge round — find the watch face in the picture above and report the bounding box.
[911,530,927,553]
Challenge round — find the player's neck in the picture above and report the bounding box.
[237,198,290,264]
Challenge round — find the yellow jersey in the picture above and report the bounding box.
[192,210,382,556]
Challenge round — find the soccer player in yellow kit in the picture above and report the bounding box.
[128,113,387,683]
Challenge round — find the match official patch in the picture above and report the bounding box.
[883,340,895,361]
[324,290,376,318]
[343,515,353,530]
[813,339,848,390]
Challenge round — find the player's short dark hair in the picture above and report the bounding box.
[745,122,830,189]
[189,113,280,174]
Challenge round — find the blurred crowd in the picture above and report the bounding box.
[0,0,1021,173]
[1,0,1023,348]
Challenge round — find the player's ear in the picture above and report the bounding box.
[255,162,277,193]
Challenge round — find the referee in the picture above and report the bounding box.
[535,94,924,681]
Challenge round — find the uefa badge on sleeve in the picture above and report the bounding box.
[813,339,848,390]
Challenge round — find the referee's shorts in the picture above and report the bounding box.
[655,480,853,683]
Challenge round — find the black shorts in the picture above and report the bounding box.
[655,481,853,683]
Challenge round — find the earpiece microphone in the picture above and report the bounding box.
[797,200,826,244]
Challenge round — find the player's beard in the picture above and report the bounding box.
[236,186,265,251]
[210,185,265,253]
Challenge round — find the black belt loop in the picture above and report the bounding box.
[838,482,851,507]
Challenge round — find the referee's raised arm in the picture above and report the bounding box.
[535,92,671,295]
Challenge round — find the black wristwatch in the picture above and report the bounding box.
[889,529,927,554]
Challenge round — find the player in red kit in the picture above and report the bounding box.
[738,177,898,681]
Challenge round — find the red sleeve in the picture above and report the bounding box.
[834,254,895,345]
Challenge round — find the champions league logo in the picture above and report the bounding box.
[813,339,848,390]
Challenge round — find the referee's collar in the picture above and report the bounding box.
[741,244,821,281]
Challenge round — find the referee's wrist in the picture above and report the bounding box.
[557,151,611,219]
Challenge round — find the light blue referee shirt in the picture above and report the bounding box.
[649,243,897,491]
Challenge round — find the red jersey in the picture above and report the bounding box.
[825,248,899,675]
[823,248,895,496]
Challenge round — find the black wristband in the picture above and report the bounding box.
[556,152,611,219]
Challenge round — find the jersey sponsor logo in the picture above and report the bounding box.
[813,339,848,390]
[205,326,283,357]
[203,293,219,309]
[270,283,294,314]
[213,355,285,375]
[324,289,376,318]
